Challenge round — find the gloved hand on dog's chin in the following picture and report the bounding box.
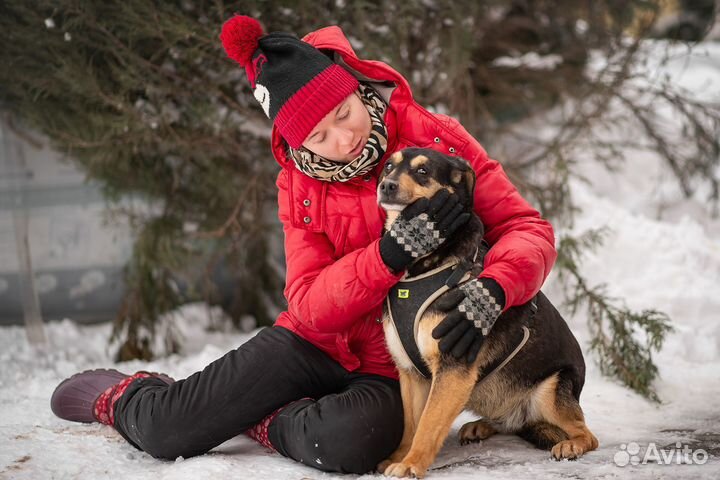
[431,277,506,363]
[379,189,470,273]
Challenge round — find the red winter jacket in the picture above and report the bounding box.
[271,26,557,380]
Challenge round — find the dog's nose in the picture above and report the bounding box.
[380,180,398,194]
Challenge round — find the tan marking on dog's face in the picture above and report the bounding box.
[379,151,403,183]
[410,155,429,169]
[386,151,403,172]
[451,170,463,184]
[397,174,453,204]
[397,172,420,201]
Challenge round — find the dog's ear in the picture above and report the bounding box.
[450,160,476,209]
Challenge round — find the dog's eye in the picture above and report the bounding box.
[385,163,393,171]
[417,167,427,175]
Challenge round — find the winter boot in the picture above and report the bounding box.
[244,397,313,450]
[244,404,283,450]
[51,368,174,425]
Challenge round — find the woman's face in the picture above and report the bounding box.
[301,91,372,163]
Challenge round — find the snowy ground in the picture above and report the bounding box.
[2,41,720,479]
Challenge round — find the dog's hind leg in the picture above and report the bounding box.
[384,366,477,478]
[378,369,430,472]
[533,372,599,460]
[458,419,498,445]
[517,421,568,450]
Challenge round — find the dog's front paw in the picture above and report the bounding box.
[551,439,585,460]
[383,461,427,478]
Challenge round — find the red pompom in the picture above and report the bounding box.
[220,15,264,67]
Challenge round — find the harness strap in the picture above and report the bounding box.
[474,295,537,384]
[477,325,531,387]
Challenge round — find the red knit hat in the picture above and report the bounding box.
[220,16,359,149]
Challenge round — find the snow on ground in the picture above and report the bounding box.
[2,40,720,479]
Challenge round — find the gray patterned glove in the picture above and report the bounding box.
[379,189,470,272]
[431,277,506,363]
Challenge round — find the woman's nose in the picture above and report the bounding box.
[334,127,354,146]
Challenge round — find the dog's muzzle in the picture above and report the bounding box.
[378,178,399,202]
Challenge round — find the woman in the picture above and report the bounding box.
[50,15,557,474]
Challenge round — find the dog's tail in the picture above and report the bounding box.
[516,421,569,450]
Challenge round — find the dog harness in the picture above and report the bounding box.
[385,246,536,379]
[387,261,471,378]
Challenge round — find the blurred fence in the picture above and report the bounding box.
[0,120,133,326]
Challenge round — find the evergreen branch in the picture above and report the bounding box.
[191,172,262,239]
[556,231,674,403]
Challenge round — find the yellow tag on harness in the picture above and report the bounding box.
[398,289,409,299]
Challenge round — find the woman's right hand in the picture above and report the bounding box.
[379,189,470,273]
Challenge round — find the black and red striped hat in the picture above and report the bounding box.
[220,15,359,149]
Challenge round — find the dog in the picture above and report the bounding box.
[376,148,598,478]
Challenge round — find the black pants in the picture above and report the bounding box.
[112,326,404,474]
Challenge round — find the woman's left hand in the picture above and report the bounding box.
[431,278,505,363]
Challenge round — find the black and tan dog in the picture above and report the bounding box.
[376,148,598,478]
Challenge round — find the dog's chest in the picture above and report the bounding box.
[383,318,416,372]
[383,262,464,378]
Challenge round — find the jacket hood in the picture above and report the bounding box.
[270,25,414,168]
